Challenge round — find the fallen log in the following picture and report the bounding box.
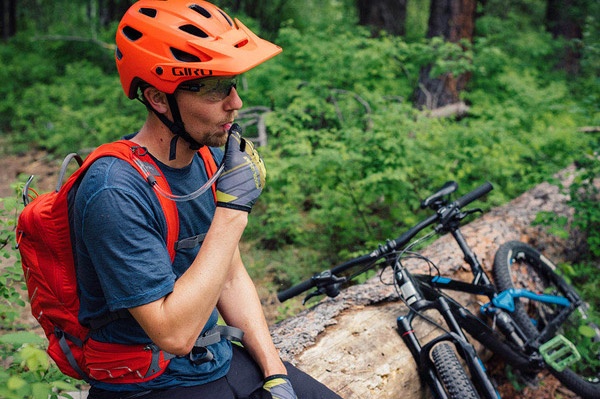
[270,169,581,398]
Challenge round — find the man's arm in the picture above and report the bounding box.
[217,248,287,378]
[130,129,267,356]
[129,208,247,355]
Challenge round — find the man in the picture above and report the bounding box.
[73,1,341,398]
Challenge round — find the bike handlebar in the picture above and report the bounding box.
[277,181,494,303]
[455,181,493,209]
[277,277,315,302]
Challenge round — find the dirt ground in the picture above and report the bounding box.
[0,149,60,198]
[0,150,583,399]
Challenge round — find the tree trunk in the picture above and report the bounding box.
[414,0,476,109]
[219,0,287,34]
[545,0,584,75]
[99,0,131,27]
[1,0,17,41]
[356,0,407,36]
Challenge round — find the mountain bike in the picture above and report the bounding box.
[277,181,600,399]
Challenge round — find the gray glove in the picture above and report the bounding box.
[263,375,298,399]
[216,124,266,212]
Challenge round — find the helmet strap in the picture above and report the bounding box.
[138,93,203,161]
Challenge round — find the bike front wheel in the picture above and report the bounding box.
[493,241,600,399]
[431,343,480,399]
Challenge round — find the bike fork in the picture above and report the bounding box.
[397,315,450,399]
[397,298,501,399]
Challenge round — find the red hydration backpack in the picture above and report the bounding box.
[16,140,217,381]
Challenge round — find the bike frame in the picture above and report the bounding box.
[277,181,584,399]
[393,226,575,399]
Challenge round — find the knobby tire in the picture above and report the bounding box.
[431,343,480,399]
[493,241,600,399]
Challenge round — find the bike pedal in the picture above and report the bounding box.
[539,334,581,372]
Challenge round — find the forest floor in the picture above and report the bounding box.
[0,150,582,399]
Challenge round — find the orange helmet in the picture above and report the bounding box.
[115,0,282,99]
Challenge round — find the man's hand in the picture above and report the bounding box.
[263,375,298,399]
[216,124,266,212]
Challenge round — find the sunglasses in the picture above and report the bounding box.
[178,76,238,102]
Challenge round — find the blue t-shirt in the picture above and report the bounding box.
[73,146,230,391]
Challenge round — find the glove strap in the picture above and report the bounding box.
[264,374,290,384]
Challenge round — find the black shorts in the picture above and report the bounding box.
[88,345,341,399]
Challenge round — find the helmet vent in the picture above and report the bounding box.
[171,48,202,62]
[122,26,143,41]
[189,4,211,19]
[138,7,157,18]
[217,10,233,26]
[180,24,209,38]
[235,39,248,48]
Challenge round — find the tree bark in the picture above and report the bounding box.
[1,0,17,41]
[545,0,584,75]
[414,0,476,109]
[356,0,407,36]
[97,0,131,27]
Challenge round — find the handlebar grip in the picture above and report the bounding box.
[455,182,493,209]
[277,278,315,302]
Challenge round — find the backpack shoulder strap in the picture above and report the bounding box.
[79,141,219,260]
[82,141,179,262]
[198,146,218,200]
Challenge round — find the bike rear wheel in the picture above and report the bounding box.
[493,241,600,399]
[431,343,480,399]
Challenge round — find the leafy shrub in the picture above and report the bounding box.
[242,20,595,286]
[0,194,25,330]
[0,333,80,399]
[10,62,144,154]
[252,89,589,286]
[0,36,60,132]
[569,134,600,258]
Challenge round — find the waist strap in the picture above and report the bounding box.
[151,325,243,372]
[194,324,244,347]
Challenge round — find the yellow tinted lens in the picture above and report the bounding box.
[180,77,238,101]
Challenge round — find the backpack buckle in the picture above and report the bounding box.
[189,346,214,365]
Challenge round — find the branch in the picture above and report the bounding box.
[578,126,600,133]
[237,106,272,147]
[329,89,373,131]
[426,101,470,118]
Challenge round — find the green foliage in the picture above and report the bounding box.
[0,35,60,132]
[10,61,144,154]
[553,262,600,376]
[0,186,26,330]
[532,212,570,240]
[527,130,600,377]
[244,19,594,284]
[568,134,600,258]
[0,334,80,399]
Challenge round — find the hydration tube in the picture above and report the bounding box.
[132,156,225,202]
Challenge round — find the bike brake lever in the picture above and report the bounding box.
[435,207,484,233]
[303,290,322,304]
[302,271,346,304]
[454,208,484,222]
[303,286,342,304]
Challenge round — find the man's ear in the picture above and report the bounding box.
[143,87,169,114]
